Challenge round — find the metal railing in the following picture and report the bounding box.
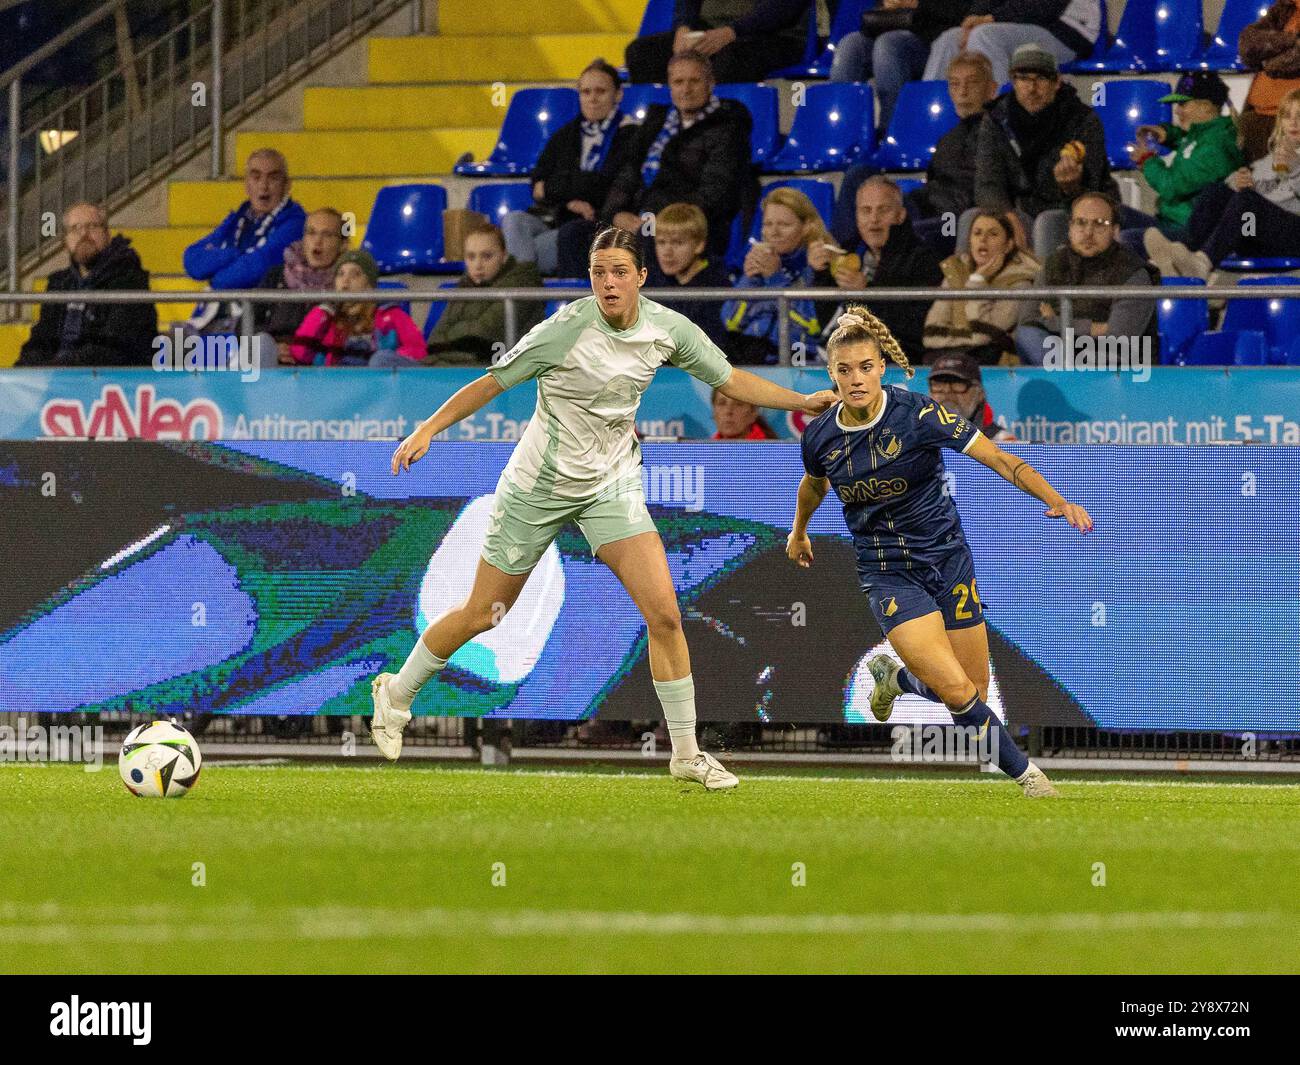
[0,284,1288,366]
[0,0,413,296]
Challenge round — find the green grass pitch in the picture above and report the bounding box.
[3,761,1298,974]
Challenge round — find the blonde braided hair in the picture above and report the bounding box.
[826,304,915,378]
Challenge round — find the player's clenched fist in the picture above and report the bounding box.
[786,531,814,568]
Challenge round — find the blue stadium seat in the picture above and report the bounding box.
[618,82,671,122]
[763,82,873,173]
[715,83,780,165]
[637,0,674,36]
[1067,0,1203,72]
[423,280,464,338]
[362,184,450,275]
[1218,256,1300,271]
[1157,276,1208,363]
[1195,0,1268,71]
[894,177,925,200]
[1221,276,1300,363]
[1182,329,1267,365]
[377,280,411,316]
[454,88,580,176]
[797,0,875,80]
[467,183,535,226]
[769,10,825,79]
[1095,80,1171,169]
[725,178,836,272]
[542,276,587,317]
[867,80,957,171]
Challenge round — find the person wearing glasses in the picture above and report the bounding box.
[926,351,1016,442]
[17,202,157,367]
[964,43,1117,261]
[1013,191,1158,366]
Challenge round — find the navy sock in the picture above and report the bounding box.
[949,694,1029,780]
[897,666,942,703]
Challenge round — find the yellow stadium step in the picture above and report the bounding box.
[118,227,209,276]
[368,34,632,83]
[0,323,31,367]
[169,178,418,226]
[437,0,643,35]
[302,84,560,131]
[233,128,497,178]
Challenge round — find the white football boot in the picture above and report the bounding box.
[669,751,739,791]
[369,672,411,761]
[867,653,903,722]
[1016,762,1060,798]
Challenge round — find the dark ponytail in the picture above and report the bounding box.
[589,225,646,271]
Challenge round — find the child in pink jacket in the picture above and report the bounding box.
[289,249,425,366]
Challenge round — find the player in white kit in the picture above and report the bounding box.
[371,226,837,788]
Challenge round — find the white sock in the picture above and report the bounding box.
[388,637,448,711]
[654,675,700,760]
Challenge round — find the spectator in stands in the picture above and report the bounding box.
[289,249,425,367]
[923,209,1038,364]
[501,59,637,276]
[969,43,1116,259]
[425,222,544,366]
[646,202,731,349]
[833,49,997,255]
[923,0,1102,85]
[1014,192,1157,366]
[710,388,779,439]
[1121,73,1243,252]
[1239,1,1300,162]
[810,176,943,356]
[720,186,827,364]
[556,51,755,276]
[253,207,347,365]
[182,148,305,334]
[624,0,811,84]
[829,0,970,132]
[17,202,157,367]
[926,351,1016,440]
[1146,88,1300,280]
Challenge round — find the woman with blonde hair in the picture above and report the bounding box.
[787,305,1092,797]
[923,210,1039,365]
[721,185,830,365]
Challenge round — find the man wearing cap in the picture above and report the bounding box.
[923,0,1102,86]
[966,42,1117,259]
[1124,72,1244,258]
[927,352,1016,442]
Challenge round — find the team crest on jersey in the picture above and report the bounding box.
[876,428,901,461]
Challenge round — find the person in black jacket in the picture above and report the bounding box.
[624,0,810,84]
[810,176,943,358]
[966,43,1118,259]
[555,50,756,277]
[922,0,1102,85]
[17,202,157,367]
[832,48,997,255]
[645,202,732,350]
[501,59,638,276]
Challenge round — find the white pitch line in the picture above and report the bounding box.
[0,908,1292,944]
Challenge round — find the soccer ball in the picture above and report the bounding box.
[119,721,202,798]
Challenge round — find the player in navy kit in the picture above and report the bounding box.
[787,305,1093,796]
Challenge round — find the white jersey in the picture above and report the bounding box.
[488,295,734,500]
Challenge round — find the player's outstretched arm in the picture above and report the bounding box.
[787,473,830,567]
[719,367,837,416]
[391,373,506,474]
[963,434,1093,534]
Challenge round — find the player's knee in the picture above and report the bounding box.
[459,598,507,635]
[643,600,682,636]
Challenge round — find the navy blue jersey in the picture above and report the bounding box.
[800,385,979,575]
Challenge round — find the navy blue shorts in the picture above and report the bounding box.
[860,546,986,635]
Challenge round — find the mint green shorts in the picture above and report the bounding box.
[481,472,658,575]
